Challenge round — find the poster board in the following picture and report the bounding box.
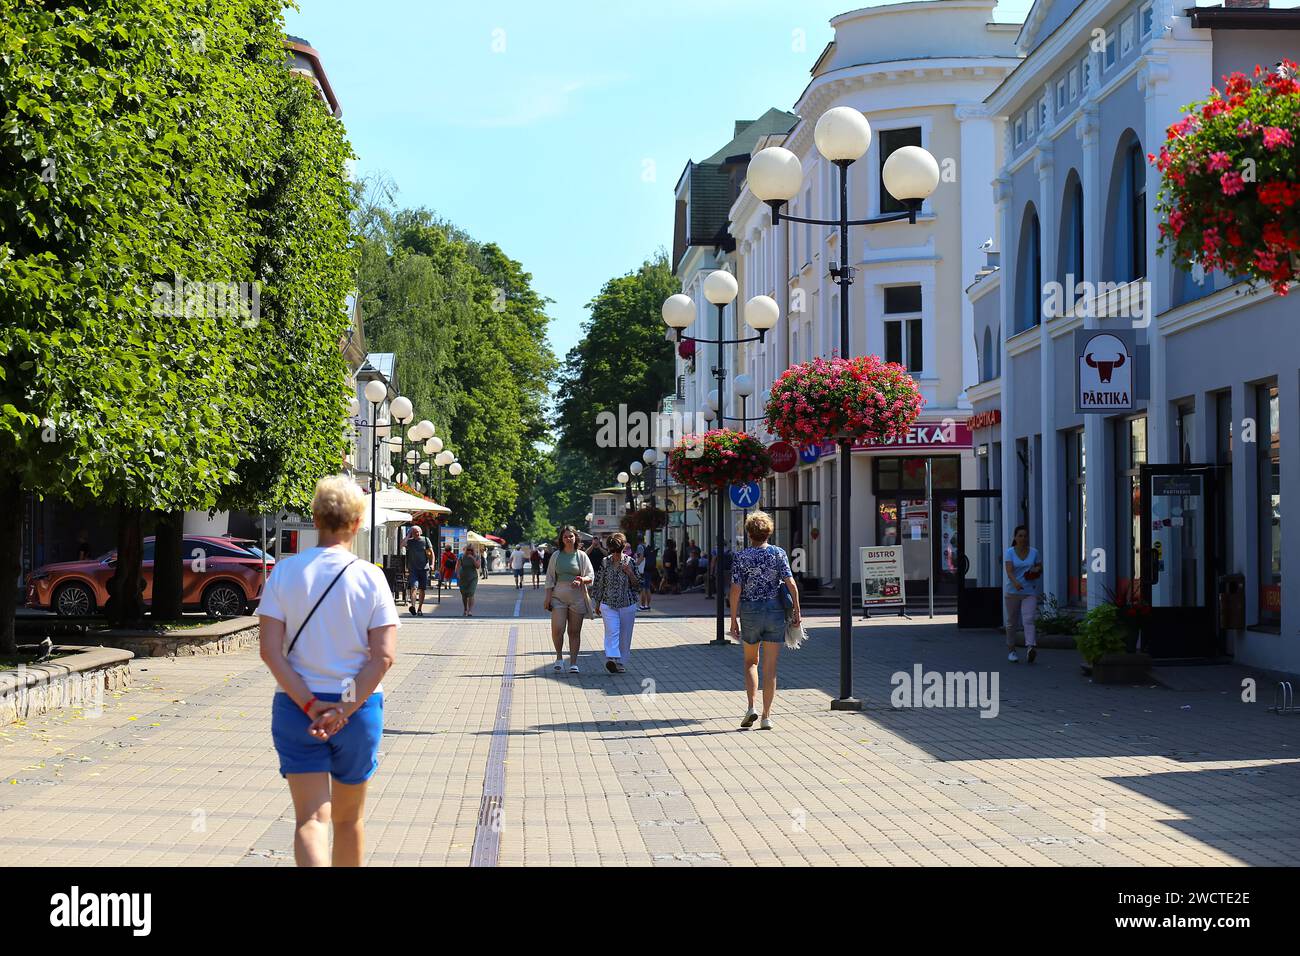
[860,546,906,608]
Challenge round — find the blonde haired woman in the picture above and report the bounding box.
[258,476,400,866]
[543,525,595,673]
[728,510,799,731]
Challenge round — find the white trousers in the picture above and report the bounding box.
[601,603,636,661]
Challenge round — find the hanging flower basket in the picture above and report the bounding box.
[764,354,925,448]
[620,505,669,534]
[1153,60,1300,296]
[678,338,696,360]
[667,428,771,490]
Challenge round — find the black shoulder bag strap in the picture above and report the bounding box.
[286,559,359,656]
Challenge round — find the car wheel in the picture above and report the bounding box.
[203,582,247,619]
[54,581,96,617]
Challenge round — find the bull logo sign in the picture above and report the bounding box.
[1076,330,1135,412]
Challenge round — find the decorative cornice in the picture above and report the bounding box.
[1137,55,1171,100]
[954,103,996,122]
[1075,101,1099,148]
[1034,139,1054,178]
[993,173,1013,206]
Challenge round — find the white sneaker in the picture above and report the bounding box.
[553,659,564,672]
[1007,651,1019,663]
[759,717,773,731]
[740,708,759,729]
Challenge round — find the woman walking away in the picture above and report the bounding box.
[728,510,800,731]
[543,526,595,673]
[592,532,640,673]
[1003,525,1043,663]
[530,545,542,589]
[458,545,481,617]
[257,475,399,867]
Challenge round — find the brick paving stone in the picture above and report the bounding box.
[1,575,1297,865]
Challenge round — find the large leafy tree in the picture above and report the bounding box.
[353,192,555,534]
[553,252,678,477]
[0,0,356,643]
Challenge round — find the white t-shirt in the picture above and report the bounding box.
[258,546,400,696]
[511,549,526,570]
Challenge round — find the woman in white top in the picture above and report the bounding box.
[258,476,400,866]
[1003,524,1043,663]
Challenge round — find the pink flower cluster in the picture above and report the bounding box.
[763,354,925,448]
[1154,60,1300,295]
[667,428,772,490]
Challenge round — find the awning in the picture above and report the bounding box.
[484,533,507,545]
[360,507,413,531]
[366,488,451,515]
[466,531,497,547]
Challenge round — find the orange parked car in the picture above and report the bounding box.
[26,535,274,619]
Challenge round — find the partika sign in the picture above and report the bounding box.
[1074,328,1148,414]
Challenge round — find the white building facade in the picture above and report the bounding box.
[974,0,1300,670]
[729,0,1021,602]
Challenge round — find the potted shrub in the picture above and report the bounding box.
[667,429,771,490]
[1153,60,1300,296]
[764,354,925,447]
[1031,593,1081,649]
[1076,602,1151,683]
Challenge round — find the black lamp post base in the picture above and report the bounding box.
[709,636,733,646]
[830,697,862,711]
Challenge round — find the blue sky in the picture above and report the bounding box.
[285,0,1037,362]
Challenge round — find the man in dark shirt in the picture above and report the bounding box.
[406,526,434,617]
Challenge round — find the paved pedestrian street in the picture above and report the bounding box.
[1,575,1297,867]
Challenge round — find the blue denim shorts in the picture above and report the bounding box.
[409,567,429,589]
[738,598,786,645]
[272,691,383,784]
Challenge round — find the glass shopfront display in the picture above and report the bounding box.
[873,456,961,599]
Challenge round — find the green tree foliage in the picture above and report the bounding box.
[553,252,677,477]
[353,192,555,534]
[0,1,356,642]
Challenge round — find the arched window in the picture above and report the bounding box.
[1057,172,1085,304]
[1015,203,1042,333]
[982,327,994,381]
[1104,132,1147,283]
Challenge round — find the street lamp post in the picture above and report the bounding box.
[747,106,940,709]
[662,275,779,645]
[358,379,418,565]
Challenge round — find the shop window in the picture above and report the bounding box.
[1214,391,1233,574]
[879,127,922,214]
[1257,384,1280,624]
[1116,417,1147,602]
[1066,429,1088,605]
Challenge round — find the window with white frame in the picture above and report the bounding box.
[1056,79,1067,112]
[879,126,923,213]
[803,187,812,266]
[1015,118,1025,146]
[1082,55,1093,89]
[1069,66,1079,100]
[1140,2,1154,36]
[1039,97,1049,130]
[882,285,923,373]
[1104,32,1117,70]
[1025,106,1035,138]
[1120,17,1134,55]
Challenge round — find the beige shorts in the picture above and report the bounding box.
[550,585,585,612]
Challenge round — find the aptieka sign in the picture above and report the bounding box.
[819,420,973,456]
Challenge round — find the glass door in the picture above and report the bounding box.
[957,491,1003,628]
[1140,464,1218,658]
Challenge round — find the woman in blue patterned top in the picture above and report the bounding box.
[728,510,801,731]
